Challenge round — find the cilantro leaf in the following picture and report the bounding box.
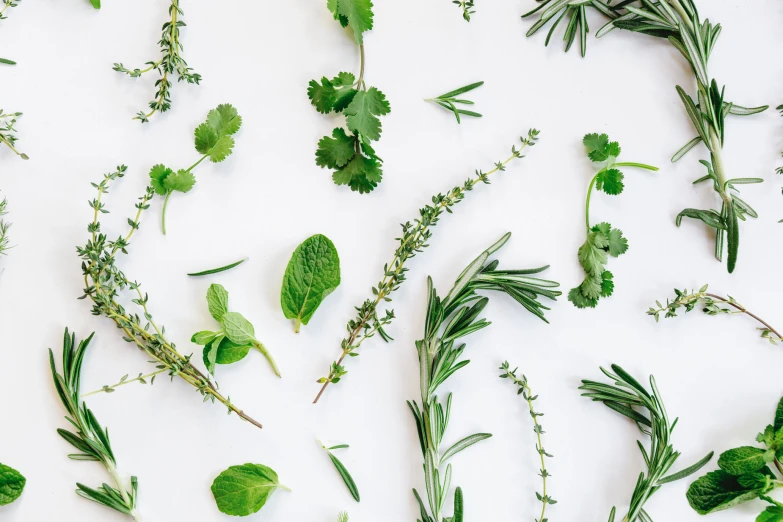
[336,0,374,44]
[580,275,603,300]
[316,128,356,169]
[596,168,625,195]
[345,87,390,141]
[568,287,598,309]
[209,135,235,163]
[606,226,629,257]
[209,104,242,135]
[600,271,615,297]
[149,164,173,195]
[308,77,337,114]
[584,133,609,161]
[578,231,609,278]
[195,123,219,154]
[163,169,196,193]
[606,141,621,158]
[332,152,382,193]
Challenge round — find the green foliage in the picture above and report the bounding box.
[0,463,25,507]
[0,196,10,259]
[211,463,289,516]
[281,234,341,332]
[569,134,657,309]
[90,0,100,8]
[581,364,714,521]
[192,284,279,377]
[311,0,390,193]
[49,329,139,519]
[499,361,555,522]
[453,0,475,21]
[150,104,242,234]
[313,132,540,402]
[187,257,247,277]
[0,110,28,159]
[425,81,483,124]
[77,167,263,430]
[113,0,201,122]
[408,234,560,522]
[687,395,783,517]
[320,442,360,502]
[337,512,349,522]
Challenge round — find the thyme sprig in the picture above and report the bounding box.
[524,0,767,273]
[409,234,560,522]
[0,0,21,20]
[113,0,201,123]
[453,0,475,21]
[76,166,263,430]
[312,130,540,404]
[500,361,555,522]
[0,195,10,258]
[580,364,714,522]
[0,110,28,159]
[648,285,782,345]
[49,329,139,520]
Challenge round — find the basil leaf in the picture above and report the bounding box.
[207,284,229,321]
[211,463,288,516]
[215,338,252,365]
[0,463,26,506]
[221,312,256,345]
[280,234,341,332]
[202,335,223,375]
[687,469,765,514]
[718,446,768,476]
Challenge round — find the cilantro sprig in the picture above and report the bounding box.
[150,104,242,234]
[569,134,657,309]
[309,0,391,194]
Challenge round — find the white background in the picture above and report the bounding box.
[1,1,782,521]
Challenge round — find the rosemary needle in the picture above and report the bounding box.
[187,258,248,277]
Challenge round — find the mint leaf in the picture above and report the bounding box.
[149,164,173,195]
[215,338,252,365]
[211,463,288,516]
[687,469,765,514]
[0,463,25,506]
[718,446,768,476]
[316,128,356,169]
[191,330,218,346]
[207,283,229,321]
[281,234,341,332]
[163,169,196,193]
[202,335,222,375]
[345,87,390,141]
[758,505,783,522]
[596,168,625,195]
[221,312,256,345]
[336,0,374,44]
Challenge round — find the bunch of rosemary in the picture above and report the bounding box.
[409,233,560,522]
[76,166,263,430]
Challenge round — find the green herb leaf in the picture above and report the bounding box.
[687,469,764,514]
[345,88,390,141]
[221,312,257,345]
[191,330,218,346]
[207,284,229,322]
[775,396,783,432]
[211,463,288,516]
[187,258,248,277]
[335,0,374,44]
[316,128,356,169]
[596,168,625,195]
[149,164,174,196]
[326,451,360,502]
[281,234,341,332]
[215,338,252,365]
[163,169,196,193]
[718,446,768,476]
[203,335,222,375]
[758,504,783,522]
[0,463,26,506]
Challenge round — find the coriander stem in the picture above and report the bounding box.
[585,169,601,230]
[187,153,209,173]
[612,162,659,171]
[161,190,172,235]
[254,341,281,378]
[357,44,366,91]
[82,368,169,397]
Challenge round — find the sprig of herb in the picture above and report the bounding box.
[409,233,560,522]
[453,0,475,21]
[77,166,263,430]
[0,110,28,159]
[319,441,360,502]
[312,130,540,403]
[687,395,783,517]
[49,329,139,520]
[113,0,201,122]
[499,361,555,521]
[648,285,782,345]
[211,463,290,516]
[569,133,657,309]
[0,463,25,507]
[308,0,391,194]
[0,196,11,259]
[192,283,279,377]
[425,81,483,124]
[0,0,21,22]
[580,364,714,522]
[524,0,767,273]
[150,104,242,234]
[337,511,349,522]
[187,257,247,277]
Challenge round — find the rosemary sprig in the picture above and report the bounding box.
[0,110,28,159]
[580,364,714,522]
[425,81,483,124]
[524,0,767,273]
[409,234,560,522]
[113,0,201,123]
[76,166,263,430]
[337,512,349,522]
[312,130,540,404]
[648,285,782,345]
[0,195,10,258]
[499,361,555,522]
[49,329,139,520]
[453,0,475,22]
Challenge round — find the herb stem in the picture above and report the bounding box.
[186,153,209,173]
[82,368,169,397]
[357,44,366,91]
[254,341,281,378]
[704,293,783,340]
[161,190,172,235]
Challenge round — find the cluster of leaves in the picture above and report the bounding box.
[0,110,28,159]
[0,196,10,259]
[192,284,279,377]
[320,441,360,502]
[569,134,657,309]
[499,361,556,522]
[309,0,391,193]
[580,364,714,522]
[409,233,560,522]
[211,463,289,517]
[426,81,483,124]
[49,329,139,520]
[648,285,782,345]
[113,0,201,122]
[0,463,25,507]
[525,0,766,273]
[313,130,540,403]
[453,0,475,22]
[149,104,242,234]
[281,234,341,332]
[687,396,783,520]
[77,167,263,430]
[338,512,349,522]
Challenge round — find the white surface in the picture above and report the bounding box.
[1,1,782,521]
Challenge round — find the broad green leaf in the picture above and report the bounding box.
[221,312,256,345]
[202,335,222,375]
[336,0,374,44]
[90,0,101,8]
[775,396,783,432]
[718,446,768,476]
[191,330,218,346]
[149,164,173,196]
[605,227,628,257]
[326,452,360,502]
[345,87,390,142]
[209,135,235,163]
[194,123,219,154]
[163,169,196,193]
[207,284,229,321]
[0,463,26,506]
[316,128,356,169]
[686,469,763,514]
[211,463,287,516]
[215,338,252,365]
[208,104,242,136]
[758,505,783,522]
[596,168,625,195]
[308,77,337,114]
[281,234,341,332]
